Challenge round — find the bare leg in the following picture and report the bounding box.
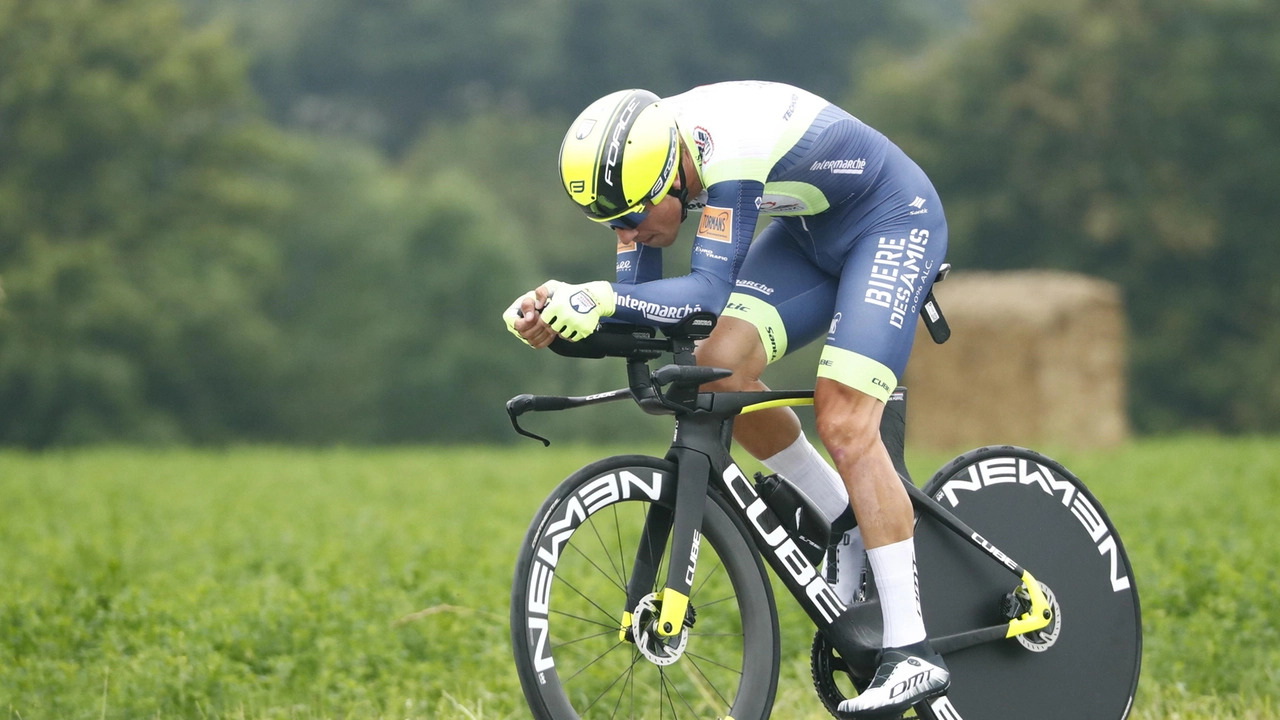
[696,316,802,459]
[813,377,913,549]
[815,377,925,649]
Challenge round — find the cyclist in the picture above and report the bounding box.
[504,81,949,717]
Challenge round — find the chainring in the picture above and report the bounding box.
[812,631,908,719]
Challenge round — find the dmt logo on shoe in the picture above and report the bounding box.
[889,663,932,700]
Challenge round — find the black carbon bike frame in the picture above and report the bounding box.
[507,313,1053,681]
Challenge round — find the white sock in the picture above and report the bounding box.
[867,538,926,648]
[762,433,849,524]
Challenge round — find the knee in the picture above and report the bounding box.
[814,379,884,464]
[695,317,767,391]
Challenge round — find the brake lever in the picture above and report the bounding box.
[506,390,633,444]
[506,394,552,447]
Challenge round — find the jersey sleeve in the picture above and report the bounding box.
[609,179,763,326]
[615,238,663,285]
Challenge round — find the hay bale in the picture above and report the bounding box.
[904,270,1129,452]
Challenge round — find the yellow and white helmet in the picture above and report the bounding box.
[558,89,681,224]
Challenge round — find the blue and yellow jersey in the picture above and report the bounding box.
[612,81,890,326]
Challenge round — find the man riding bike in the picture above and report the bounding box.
[504,81,949,717]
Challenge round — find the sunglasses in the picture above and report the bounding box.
[606,209,650,230]
[600,162,690,231]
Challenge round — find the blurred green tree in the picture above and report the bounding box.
[401,112,617,281]
[262,146,554,443]
[0,0,293,445]
[188,0,940,152]
[0,0,617,447]
[855,0,1280,432]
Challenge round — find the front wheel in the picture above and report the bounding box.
[511,455,780,720]
[914,446,1142,720]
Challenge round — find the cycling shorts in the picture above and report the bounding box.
[721,142,948,402]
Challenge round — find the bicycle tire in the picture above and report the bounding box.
[913,446,1142,720]
[511,455,781,720]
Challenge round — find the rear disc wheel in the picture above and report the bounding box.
[914,447,1141,720]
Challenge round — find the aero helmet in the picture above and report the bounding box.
[559,89,682,224]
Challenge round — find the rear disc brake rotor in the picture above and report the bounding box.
[1015,582,1062,652]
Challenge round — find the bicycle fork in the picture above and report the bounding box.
[620,428,716,641]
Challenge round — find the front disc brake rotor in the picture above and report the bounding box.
[631,592,689,666]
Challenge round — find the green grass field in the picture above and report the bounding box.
[1,438,1276,719]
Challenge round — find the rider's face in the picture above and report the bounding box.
[613,194,683,249]
[612,149,693,249]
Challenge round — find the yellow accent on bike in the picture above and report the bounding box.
[739,397,815,415]
[656,588,690,638]
[1006,570,1053,638]
[620,611,633,643]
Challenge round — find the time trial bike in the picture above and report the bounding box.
[506,299,1141,719]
